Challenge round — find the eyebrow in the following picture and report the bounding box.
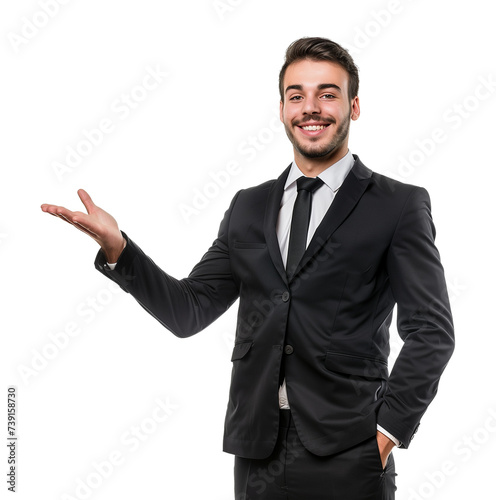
[285,83,342,94]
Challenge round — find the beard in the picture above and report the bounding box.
[283,112,351,159]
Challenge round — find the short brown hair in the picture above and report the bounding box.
[279,37,359,102]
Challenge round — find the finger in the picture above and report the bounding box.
[43,204,101,241]
[43,205,76,222]
[77,189,96,214]
[54,206,80,222]
[43,209,59,217]
[41,204,63,214]
[47,206,84,228]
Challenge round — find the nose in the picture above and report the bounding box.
[302,94,321,115]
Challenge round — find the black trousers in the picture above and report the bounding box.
[234,410,397,500]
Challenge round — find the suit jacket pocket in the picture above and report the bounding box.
[231,341,254,361]
[233,241,267,249]
[324,351,388,380]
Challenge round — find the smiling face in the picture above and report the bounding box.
[280,58,360,175]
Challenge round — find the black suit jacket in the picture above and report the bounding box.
[95,155,454,459]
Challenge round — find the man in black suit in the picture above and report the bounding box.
[42,37,454,499]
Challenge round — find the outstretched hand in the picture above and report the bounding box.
[41,189,126,263]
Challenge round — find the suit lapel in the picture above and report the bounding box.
[288,156,373,282]
[263,156,374,285]
[264,164,291,285]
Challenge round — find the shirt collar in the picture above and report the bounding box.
[284,150,355,193]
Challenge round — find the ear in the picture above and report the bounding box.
[279,100,284,122]
[350,96,360,121]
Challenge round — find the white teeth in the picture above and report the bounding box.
[302,125,326,131]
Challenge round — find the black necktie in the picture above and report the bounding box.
[286,176,324,278]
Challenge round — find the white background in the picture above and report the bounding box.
[1,1,495,499]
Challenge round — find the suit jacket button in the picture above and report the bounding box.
[284,345,294,355]
[281,291,290,302]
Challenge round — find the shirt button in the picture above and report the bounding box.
[284,345,294,355]
[281,291,290,302]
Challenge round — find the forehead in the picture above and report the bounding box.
[284,59,349,93]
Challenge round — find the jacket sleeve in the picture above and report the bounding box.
[94,191,242,338]
[377,186,455,448]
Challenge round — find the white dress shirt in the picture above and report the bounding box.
[107,149,400,446]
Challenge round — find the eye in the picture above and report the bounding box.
[322,94,335,99]
[289,95,303,101]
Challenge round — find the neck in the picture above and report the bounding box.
[294,144,349,177]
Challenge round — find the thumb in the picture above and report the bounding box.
[77,189,96,214]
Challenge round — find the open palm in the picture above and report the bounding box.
[41,189,126,263]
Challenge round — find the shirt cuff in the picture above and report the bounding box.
[377,425,401,447]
